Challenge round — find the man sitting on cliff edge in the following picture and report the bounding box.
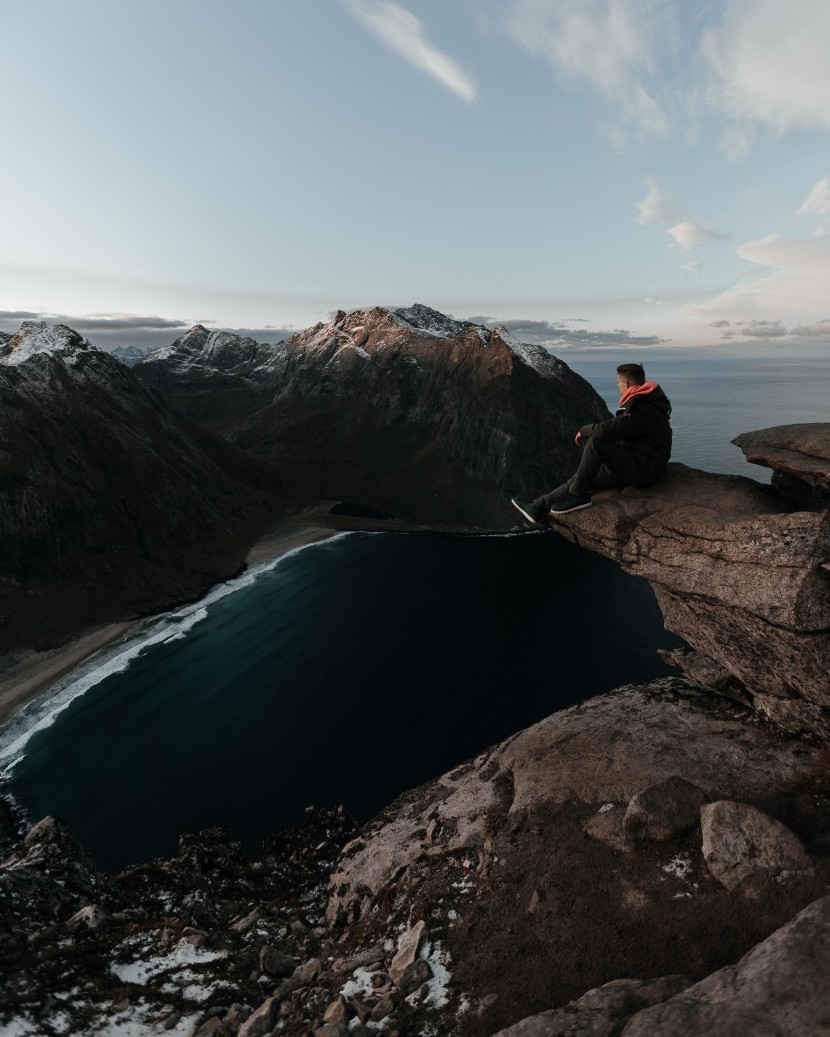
[512,363,672,521]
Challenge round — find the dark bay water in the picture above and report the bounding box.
[1,531,680,871]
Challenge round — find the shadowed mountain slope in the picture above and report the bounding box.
[136,304,611,528]
[0,323,280,650]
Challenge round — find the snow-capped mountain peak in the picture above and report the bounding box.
[0,321,95,366]
[389,303,481,340]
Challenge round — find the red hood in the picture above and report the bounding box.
[619,380,659,407]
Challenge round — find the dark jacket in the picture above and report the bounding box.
[579,384,672,466]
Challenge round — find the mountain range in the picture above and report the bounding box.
[0,307,608,650]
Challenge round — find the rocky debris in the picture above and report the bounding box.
[491,975,694,1036]
[237,995,278,1036]
[0,806,359,1037]
[66,904,107,931]
[389,920,426,983]
[624,777,710,844]
[733,422,830,499]
[3,678,830,1035]
[259,944,297,976]
[548,460,830,737]
[621,895,830,1036]
[326,678,821,928]
[700,801,813,894]
[137,304,610,529]
[0,329,281,651]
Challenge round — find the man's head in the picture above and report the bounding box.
[616,362,645,395]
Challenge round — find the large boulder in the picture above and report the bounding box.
[733,423,830,497]
[624,776,710,843]
[621,896,830,1035]
[700,801,812,893]
[491,975,694,1037]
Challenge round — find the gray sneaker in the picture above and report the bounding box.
[548,493,592,515]
[511,497,546,524]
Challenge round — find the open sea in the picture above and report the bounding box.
[0,344,826,871]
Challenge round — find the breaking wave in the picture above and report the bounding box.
[0,532,351,778]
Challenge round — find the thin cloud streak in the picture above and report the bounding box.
[796,177,830,217]
[506,0,672,142]
[703,0,830,136]
[346,0,478,102]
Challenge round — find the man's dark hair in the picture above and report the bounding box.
[616,363,646,385]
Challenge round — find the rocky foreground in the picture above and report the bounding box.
[2,677,829,1037]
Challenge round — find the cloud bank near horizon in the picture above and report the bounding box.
[0,312,298,351]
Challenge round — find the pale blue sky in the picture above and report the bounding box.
[4,0,830,350]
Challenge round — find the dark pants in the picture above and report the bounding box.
[534,437,664,509]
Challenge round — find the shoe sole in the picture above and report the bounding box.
[550,501,592,515]
[511,499,540,524]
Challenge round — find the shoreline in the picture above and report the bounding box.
[0,505,432,731]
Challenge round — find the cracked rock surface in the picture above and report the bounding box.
[548,455,830,737]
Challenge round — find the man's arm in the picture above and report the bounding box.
[578,405,659,442]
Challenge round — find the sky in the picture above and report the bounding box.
[3,0,830,351]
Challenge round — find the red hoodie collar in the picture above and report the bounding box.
[620,380,659,407]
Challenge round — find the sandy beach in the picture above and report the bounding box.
[0,506,425,730]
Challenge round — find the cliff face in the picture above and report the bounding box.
[547,431,830,738]
[136,304,610,528]
[0,323,279,650]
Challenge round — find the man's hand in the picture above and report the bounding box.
[575,432,583,446]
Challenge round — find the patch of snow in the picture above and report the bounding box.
[405,940,452,1008]
[0,321,93,367]
[340,966,383,1001]
[775,868,813,884]
[0,1017,39,1037]
[109,938,225,986]
[493,325,551,373]
[662,853,693,882]
[599,803,616,814]
[390,304,474,340]
[447,909,458,921]
[84,1003,199,1037]
[48,1012,72,1035]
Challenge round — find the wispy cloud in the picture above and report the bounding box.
[635,179,732,253]
[0,311,296,350]
[703,0,830,140]
[346,0,477,102]
[680,260,702,277]
[668,219,731,251]
[796,176,830,217]
[505,0,672,142]
[685,230,830,339]
[635,181,685,226]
